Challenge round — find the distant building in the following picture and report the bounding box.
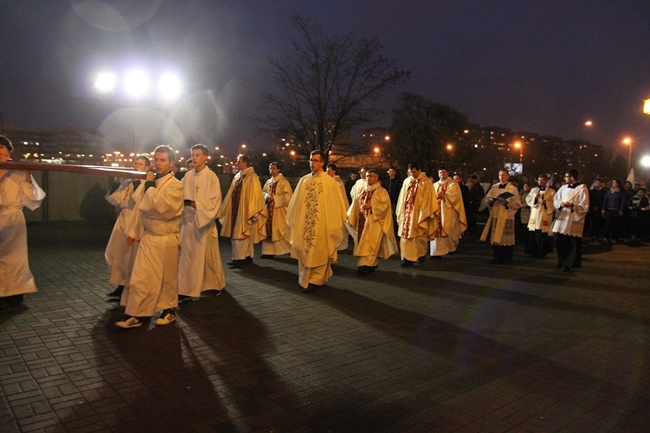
[1,125,106,165]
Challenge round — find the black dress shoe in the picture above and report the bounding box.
[107,285,124,297]
[357,266,370,275]
[227,260,243,268]
[260,254,274,259]
[400,260,414,268]
[302,284,315,293]
[561,266,573,272]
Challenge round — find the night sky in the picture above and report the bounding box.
[2,0,650,159]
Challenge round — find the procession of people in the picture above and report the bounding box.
[3,132,650,324]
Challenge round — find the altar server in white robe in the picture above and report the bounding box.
[286,150,347,293]
[178,144,225,300]
[395,162,438,267]
[217,155,266,268]
[347,169,398,275]
[116,145,183,329]
[0,135,46,307]
[525,173,555,258]
[551,169,589,272]
[481,169,520,264]
[430,168,467,258]
[104,155,150,299]
[261,162,292,257]
[327,163,350,251]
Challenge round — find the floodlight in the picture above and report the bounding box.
[125,70,149,98]
[159,73,181,101]
[94,72,117,93]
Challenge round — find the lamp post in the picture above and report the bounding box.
[623,137,632,174]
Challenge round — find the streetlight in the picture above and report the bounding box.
[623,137,632,173]
[584,120,593,127]
[643,99,650,115]
[513,141,523,165]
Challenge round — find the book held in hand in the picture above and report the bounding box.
[494,191,514,201]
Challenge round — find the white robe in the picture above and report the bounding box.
[347,183,398,267]
[105,180,139,286]
[262,174,293,255]
[551,184,589,238]
[178,168,226,297]
[287,171,347,288]
[526,187,555,232]
[430,178,467,256]
[125,173,183,317]
[0,171,45,297]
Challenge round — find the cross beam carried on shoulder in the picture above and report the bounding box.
[0,161,146,179]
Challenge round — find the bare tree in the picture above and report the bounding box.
[387,92,468,174]
[257,16,410,160]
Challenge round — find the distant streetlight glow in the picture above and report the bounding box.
[584,120,593,126]
[124,70,149,98]
[373,146,380,154]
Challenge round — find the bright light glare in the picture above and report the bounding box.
[125,70,149,98]
[159,73,181,100]
[94,72,116,93]
[584,120,593,126]
[641,155,650,168]
[623,137,632,145]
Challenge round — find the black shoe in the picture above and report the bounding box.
[417,256,426,264]
[561,266,573,273]
[2,294,24,306]
[228,260,243,268]
[178,295,192,303]
[400,260,414,268]
[302,284,316,293]
[260,254,275,259]
[107,285,124,297]
[431,255,442,260]
[357,266,370,275]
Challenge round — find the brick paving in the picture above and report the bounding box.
[1,233,649,433]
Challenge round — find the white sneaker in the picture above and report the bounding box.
[115,317,142,329]
[155,310,176,326]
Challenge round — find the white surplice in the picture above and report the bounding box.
[178,168,226,297]
[0,171,45,296]
[125,173,183,317]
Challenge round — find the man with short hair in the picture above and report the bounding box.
[178,144,225,301]
[116,145,184,328]
[348,169,398,275]
[105,155,151,299]
[526,173,555,258]
[395,162,438,267]
[261,161,293,257]
[349,167,368,202]
[552,169,589,272]
[218,155,266,268]
[286,150,347,292]
[481,169,520,264]
[385,167,402,237]
[466,175,485,234]
[0,135,46,308]
[430,168,467,258]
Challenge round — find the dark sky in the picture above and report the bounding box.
[2,0,650,159]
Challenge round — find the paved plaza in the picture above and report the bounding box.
[1,232,649,433]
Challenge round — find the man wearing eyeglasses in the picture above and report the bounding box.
[286,150,347,293]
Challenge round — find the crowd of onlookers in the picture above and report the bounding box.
[515,175,649,244]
